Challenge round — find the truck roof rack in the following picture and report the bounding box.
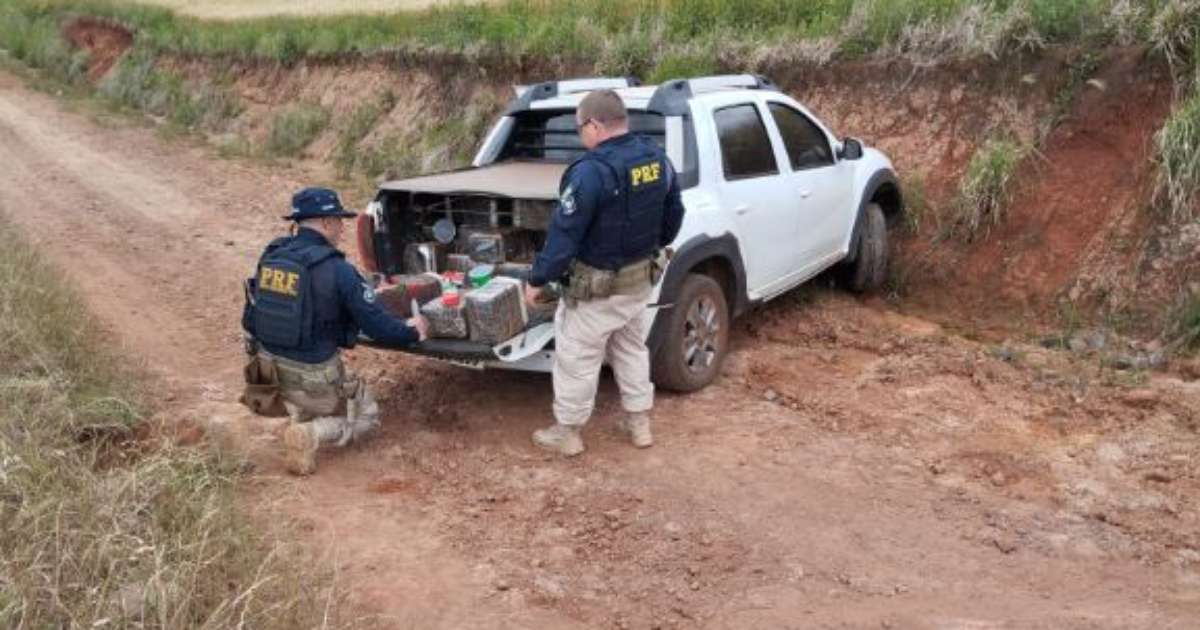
[504,76,641,114]
[647,74,778,116]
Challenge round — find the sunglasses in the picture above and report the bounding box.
[574,118,596,133]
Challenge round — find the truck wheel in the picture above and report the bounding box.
[843,202,888,293]
[652,274,729,392]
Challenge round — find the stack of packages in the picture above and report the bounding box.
[376,275,442,317]
[464,277,527,344]
[387,229,551,343]
[420,289,470,339]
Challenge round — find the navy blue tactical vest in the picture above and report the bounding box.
[579,134,672,270]
[252,237,355,353]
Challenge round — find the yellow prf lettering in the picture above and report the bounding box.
[259,266,300,296]
[283,272,299,296]
[630,162,661,187]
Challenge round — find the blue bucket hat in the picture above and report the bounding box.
[283,187,357,221]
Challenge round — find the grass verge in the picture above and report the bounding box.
[1151,0,1200,74]
[950,134,1030,241]
[100,48,241,131]
[266,103,331,157]
[1155,90,1200,222]
[2,0,1185,70]
[0,216,330,628]
[0,3,89,85]
[334,91,396,179]
[1168,289,1200,352]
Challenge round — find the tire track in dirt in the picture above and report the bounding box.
[1,68,1197,628]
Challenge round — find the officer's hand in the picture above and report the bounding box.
[524,284,543,308]
[407,315,431,342]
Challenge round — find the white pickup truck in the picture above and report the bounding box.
[357,74,903,392]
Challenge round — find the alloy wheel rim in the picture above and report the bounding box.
[683,295,720,374]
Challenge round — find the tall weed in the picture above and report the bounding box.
[951,135,1030,240]
[1155,90,1200,221]
[1168,289,1200,352]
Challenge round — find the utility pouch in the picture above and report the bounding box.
[239,355,288,417]
[588,267,616,299]
[566,261,616,302]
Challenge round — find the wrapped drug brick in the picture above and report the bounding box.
[420,295,469,339]
[376,274,442,318]
[464,278,527,345]
[466,232,505,264]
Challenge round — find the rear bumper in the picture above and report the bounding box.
[359,337,557,373]
[360,338,497,363]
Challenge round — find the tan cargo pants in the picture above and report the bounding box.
[260,350,380,447]
[552,284,654,427]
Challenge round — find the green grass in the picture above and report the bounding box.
[0,3,89,84]
[950,134,1030,241]
[334,91,395,179]
[1150,0,1200,72]
[0,216,330,628]
[647,48,722,84]
[99,48,240,130]
[3,0,1184,68]
[265,103,331,157]
[1168,289,1200,352]
[358,132,420,180]
[898,174,931,236]
[1155,89,1200,221]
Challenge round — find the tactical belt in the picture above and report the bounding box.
[564,251,667,303]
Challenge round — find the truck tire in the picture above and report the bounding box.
[843,202,888,293]
[652,273,729,392]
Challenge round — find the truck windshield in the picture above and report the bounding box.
[499,109,666,162]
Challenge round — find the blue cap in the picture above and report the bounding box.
[283,187,357,221]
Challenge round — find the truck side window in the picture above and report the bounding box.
[714,104,779,180]
[768,103,834,171]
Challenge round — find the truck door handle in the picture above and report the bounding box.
[734,204,751,216]
[799,189,812,199]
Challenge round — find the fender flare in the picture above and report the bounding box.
[647,233,749,354]
[845,169,902,264]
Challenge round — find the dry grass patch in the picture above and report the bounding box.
[0,216,335,628]
[949,135,1031,241]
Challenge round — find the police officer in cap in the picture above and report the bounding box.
[524,89,685,456]
[242,187,429,475]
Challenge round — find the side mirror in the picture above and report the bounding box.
[839,138,863,161]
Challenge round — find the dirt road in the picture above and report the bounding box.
[1,69,1197,629]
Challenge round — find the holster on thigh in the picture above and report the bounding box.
[239,356,289,417]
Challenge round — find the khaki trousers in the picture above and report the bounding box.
[260,350,380,447]
[552,284,654,427]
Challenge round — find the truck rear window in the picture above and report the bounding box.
[499,109,665,162]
